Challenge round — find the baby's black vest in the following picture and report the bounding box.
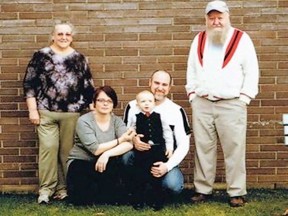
[136,112,165,147]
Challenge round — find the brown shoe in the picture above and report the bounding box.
[229,196,246,207]
[191,193,209,203]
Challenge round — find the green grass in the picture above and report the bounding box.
[0,189,287,216]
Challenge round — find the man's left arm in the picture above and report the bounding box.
[165,118,190,172]
[239,33,260,104]
[151,108,191,177]
[151,125,190,177]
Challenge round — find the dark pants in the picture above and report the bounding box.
[67,158,121,205]
[131,145,167,204]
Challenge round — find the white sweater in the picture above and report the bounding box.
[185,27,259,104]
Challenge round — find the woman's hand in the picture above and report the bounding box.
[29,110,40,125]
[95,153,109,173]
[119,127,136,143]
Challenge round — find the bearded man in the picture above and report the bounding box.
[185,0,259,207]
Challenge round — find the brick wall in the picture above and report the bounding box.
[0,0,287,193]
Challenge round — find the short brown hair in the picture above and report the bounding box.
[93,86,118,108]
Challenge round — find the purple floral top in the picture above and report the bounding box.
[23,47,95,112]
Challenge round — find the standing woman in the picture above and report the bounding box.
[66,86,136,206]
[23,21,95,204]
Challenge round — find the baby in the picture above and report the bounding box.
[132,90,173,160]
[130,90,173,209]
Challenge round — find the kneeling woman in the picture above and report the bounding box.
[67,86,136,205]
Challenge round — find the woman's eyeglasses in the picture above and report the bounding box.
[96,98,113,104]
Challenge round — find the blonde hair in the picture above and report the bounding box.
[136,90,154,102]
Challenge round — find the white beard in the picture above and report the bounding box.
[207,25,231,45]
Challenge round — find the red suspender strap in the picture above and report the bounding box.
[222,29,243,68]
[196,29,243,68]
[197,31,206,66]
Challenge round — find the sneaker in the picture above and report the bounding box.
[53,192,68,201]
[191,193,210,203]
[38,194,49,204]
[229,196,246,207]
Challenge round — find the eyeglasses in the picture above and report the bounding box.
[56,33,72,37]
[96,98,113,104]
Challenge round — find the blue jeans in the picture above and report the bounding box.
[122,150,184,195]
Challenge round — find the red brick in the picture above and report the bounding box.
[106,48,138,56]
[3,156,36,163]
[261,160,288,168]
[0,163,20,170]
[105,33,138,41]
[247,152,276,160]
[140,33,172,41]
[21,163,38,170]
[278,168,288,175]
[4,171,36,178]
[20,179,38,185]
[247,168,276,175]
[259,175,288,182]
[2,4,34,12]
[20,148,38,156]
[0,149,19,156]
[261,144,288,151]
[19,12,52,19]
[3,141,37,148]
[0,178,20,185]
[0,13,17,20]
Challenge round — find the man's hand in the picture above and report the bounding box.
[165,149,173,158]
[151,161,168,178]
[133,134,151,151]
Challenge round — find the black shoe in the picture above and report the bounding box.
[132,202,144,210]
[191,193,210,203]
[229,196,246,207]
[147,194,164,211]
[150,202,164,211]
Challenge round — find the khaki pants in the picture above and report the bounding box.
[37,110,80,196]
[192,96,247,197]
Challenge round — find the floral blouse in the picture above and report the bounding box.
[23,47,95,112]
